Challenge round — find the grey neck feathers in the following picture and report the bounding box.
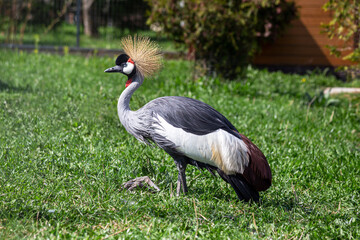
[117,72,144,126]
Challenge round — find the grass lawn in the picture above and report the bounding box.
[0,50,359,239]
[0,23,183,52]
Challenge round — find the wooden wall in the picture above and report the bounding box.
[253,0,353,67]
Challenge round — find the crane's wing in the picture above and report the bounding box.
[144,96,238,136]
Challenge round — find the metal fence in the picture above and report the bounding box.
[0,0,150,48]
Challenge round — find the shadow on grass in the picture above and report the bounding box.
[190,183,315,215]
[0,80,31,93]
[262,196,315,214]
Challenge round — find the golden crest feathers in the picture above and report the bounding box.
[121,35,163,77]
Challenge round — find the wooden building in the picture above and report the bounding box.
[253,0,354,68]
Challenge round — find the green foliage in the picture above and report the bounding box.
[0,50,359,238]
[147,0,297,79]
[322,0,360,76]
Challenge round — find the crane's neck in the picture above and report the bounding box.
[117,72,143,122]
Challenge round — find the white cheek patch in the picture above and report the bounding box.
[123,62,134,75]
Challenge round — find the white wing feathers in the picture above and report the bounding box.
[154,115,249,175]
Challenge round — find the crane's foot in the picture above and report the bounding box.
[122,176,160,192]
[176,179,188,197]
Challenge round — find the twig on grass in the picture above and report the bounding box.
[193,198,199,239]
[170,182,173,198]
[299,228,305,240]
[292,183,299,203]
[306,96,317,121]
[329,110,335,123]
[102,227,130,240]
[252,213,258,235]
[332,201,342,214]
[198,213,209,221]
[146,221,154,235]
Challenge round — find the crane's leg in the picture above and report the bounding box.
[174,159,188,196]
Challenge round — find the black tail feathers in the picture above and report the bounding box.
[186,158,260,202]
[217,169,259,202]
[228,174,259,202]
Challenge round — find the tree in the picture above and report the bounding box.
[322,0,360,73]
[82,0,98,37]
[147,0,297,79]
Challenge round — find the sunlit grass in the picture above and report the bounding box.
[0,50,359,239]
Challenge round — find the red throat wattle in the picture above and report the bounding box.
[125,78,132,88]
[125,58,134,88]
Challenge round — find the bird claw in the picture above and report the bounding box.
[122,176,160,192]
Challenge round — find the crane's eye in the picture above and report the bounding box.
[122,62,135,75]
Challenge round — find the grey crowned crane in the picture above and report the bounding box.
[104,36,272,202]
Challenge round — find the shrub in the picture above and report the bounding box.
[322,0,360,78]
[147,0,297,79]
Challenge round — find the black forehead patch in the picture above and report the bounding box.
[115,54,130,65]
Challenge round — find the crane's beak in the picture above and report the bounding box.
[104,65,122,73]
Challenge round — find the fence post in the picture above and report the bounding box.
[76,0,81,48]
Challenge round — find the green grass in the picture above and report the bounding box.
[1,23,183,51]
[0,50,359,239]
